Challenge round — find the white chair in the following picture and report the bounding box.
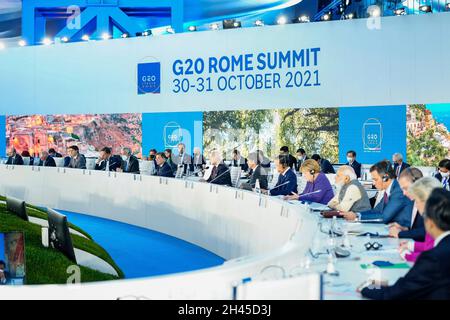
[85,158,96,170]
[139,160,154,175]
[175,166,184,179]
[268,170,280,190]
[230,166,241,187]
[53,157,64,167]
[236,273,322,300]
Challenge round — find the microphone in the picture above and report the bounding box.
[269,180,292,191]
[298,189,322,199]
[208,167,231,184]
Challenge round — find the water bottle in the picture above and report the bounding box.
[255,178,261,194]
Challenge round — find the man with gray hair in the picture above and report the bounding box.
[38,151,56,167]
[393,153,410,178]
[206,150,232,186]
[328,165,371,212]
[241,152,268,190]
[117,147,140,174]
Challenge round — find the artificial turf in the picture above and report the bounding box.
[0,199,124,284]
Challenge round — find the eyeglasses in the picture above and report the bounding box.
[364,242,383,251]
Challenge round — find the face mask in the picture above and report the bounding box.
[121,155,128,161]
[441,171,450,178]
[347,157,353,163]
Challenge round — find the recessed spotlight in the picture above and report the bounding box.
[254,19,264,26]
[419,5,432,13]
[210,23,220,30]
[101,33,110,40]
[18,40,27,47]
[81,35,90,41]
[61,36,69,43]
[121,33,129,38]
[166,27,175,34]
[321,12,332,21]
[42,38,52,45]
[0,42,5,50]
[188,25,197,32]
[277,16,288,25]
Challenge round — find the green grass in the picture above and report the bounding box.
[0,200,124,284]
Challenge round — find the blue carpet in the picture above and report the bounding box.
[59,210,225,279]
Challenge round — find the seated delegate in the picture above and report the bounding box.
[205,150,232,186]
[342,161,414,227]
[359,189,450,300]
[398,177,441,263]
[155,152,174,177]
[389,167,425,240]
[284,159,334,205]
[268,155,298,196]
[327,165,371,212]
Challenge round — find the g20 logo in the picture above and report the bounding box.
[137,61,161,94]
[363,118,383,152]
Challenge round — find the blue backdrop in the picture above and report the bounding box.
[0,233,5,263]
[0,115,5,158]
[142,112,203,156]
[339,105,407,164]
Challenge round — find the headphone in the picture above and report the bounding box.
[310,169,316,175]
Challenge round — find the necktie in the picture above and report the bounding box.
[444,178,449,190]
[396,165,401,177]
[211,166,218,180]
[383,192,389,205]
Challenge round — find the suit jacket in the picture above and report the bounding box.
[347,160,362,178]
[122,155,140,174]
[394,162,410,177]
[320,159,335,174]
[362,235,450,300]
[247,165,269,190]
[270,168,298,196]
[63,156,71,167]
[156,162,174,178]
[398,213,426,242]
[287,154,297,170]
[207,163,232,186]
[68,154,87,169]
[38,156,56,167]
[360,179,414,226]
[6,154,24,165]
[95,155,122,172]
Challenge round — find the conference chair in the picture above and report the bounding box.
[84,158,95,170]
[230,166,241,188]
[53,157,64,167]
[22,157,31,166]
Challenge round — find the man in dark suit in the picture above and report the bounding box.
[295,148,308,172]
[269,155,298,196]
[95,147,122,172]
[311,154,335,174]
[435,159,450,191]
[155,152,174,178]
[280,146,297,170]
[346,150,362,179]
[5,148,24,165]
[117,147,140,174]
[206,150,232,186]
[38,151,56,167]
[191,147,206,172]
[390,167,426,241]
[342,161,414,227]
[231,149,249,172]
[393,153,410,178]
[360,189,450,300]
[48,148,63,158]
[67,145,86,169]
[241,152,268,190]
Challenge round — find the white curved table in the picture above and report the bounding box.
[0,165,408,300]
